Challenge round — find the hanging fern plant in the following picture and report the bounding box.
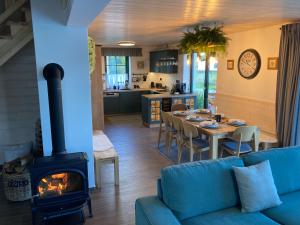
[179,25,229,57]
[179,25,229,108]
[88,36,96,74]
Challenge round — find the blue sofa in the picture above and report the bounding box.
[135,146,300,225]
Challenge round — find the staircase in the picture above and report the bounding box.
[0,0,33,66]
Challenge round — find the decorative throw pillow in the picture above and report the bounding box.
[233,160,282,213]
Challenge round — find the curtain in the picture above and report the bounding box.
[102,48,142,56]
[276,23,300,146]
[106,74,128,89]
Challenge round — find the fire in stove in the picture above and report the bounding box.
[38,173,69,197]
[37,172,83,199]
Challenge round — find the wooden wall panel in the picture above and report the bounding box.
[215,93,276,135]
[0,41,39,147]
[91,45,104,130]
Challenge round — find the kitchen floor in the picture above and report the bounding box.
[0,114,171,225]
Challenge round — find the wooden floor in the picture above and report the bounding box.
[0,114,171,225]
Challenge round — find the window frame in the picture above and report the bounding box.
[105,56,130,78]
[190,52,218,108]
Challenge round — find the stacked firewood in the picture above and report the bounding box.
[3,154,33,175]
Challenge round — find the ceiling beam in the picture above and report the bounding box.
[65,0,111,27]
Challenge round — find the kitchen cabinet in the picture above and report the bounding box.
[141,94,197,127]
[104,95,120,115]
[119,91,141,113]
[150,50,178,74]
[104,90,152,115]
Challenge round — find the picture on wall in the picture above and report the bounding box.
[137,61,144,69]
[227,60,234,70]
[267,57,279,70]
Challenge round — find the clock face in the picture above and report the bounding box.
[238,49,261,79]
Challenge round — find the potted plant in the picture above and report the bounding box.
[88,36,96,75]
[179,25,229,108]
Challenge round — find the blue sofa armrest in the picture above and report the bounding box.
[135,196,181,225]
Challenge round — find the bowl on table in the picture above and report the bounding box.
[195,109,210,114]
[173,111,188,116]
[199,120,219,129]
[227,119,246,126]
[185,115,205,122]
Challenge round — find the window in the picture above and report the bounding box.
[191,53,218,109]
[105,56,129,89]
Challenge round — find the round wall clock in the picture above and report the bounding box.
[238,49,261,79]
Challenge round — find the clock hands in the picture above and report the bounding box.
[241,59,255,70]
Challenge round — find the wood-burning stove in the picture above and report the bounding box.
[30,63,92,225]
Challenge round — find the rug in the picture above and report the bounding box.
[157,140,210,164]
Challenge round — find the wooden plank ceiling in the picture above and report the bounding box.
[89,0,300,46]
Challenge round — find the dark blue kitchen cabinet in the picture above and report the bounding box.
[150,50,178,74]
[104,95,120,115]
[104,91,152,115]
[119,91,141,113]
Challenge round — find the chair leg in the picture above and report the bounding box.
[199,150,202,160]
[167,133,173,152]
[157,122,162,148]
[220,147,224,158]
[177,143,183,163]
[165,131,170,149]
[189,136,193,162]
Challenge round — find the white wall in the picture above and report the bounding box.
[31,0,95,187]
[216,25,282,134]
[0,41,40,163]
[217,25,281,102]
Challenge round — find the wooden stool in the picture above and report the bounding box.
[259,132,278,150]
[94,148,119,189]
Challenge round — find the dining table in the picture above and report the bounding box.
[168,111,260,160]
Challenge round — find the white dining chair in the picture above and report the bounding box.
[220,126,258,157]
[182,121,210,162]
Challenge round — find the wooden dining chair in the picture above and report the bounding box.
[158,111,176,151]
[220,126,258,157]
[171,116,184,163]
[182,121,209,162]
[171,103,187,112]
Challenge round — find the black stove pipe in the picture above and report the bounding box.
[43,63,66,155]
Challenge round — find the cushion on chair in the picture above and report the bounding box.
[243,146,300,195]
[222,141,252,153]
[193,138,209,148]
[262,191,300,225]
[233,160,281,213]
[160,157,244,220]
[181,207,280,225]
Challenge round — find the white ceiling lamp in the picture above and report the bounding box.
[117,41,136,47]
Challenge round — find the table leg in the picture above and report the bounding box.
[209,135,219,159]
[95,160,101,189]
[114,157,119,186]
[263,142,269,150]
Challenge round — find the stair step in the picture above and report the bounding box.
[0,35,13,39]
[21,7,31,22]
[0,0,27,25]
[0,25,12,38]
[0,24,33,66]
[6,20,28,26]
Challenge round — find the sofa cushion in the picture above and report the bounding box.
[160,157,244,220]
[243,146,300,195]
[233,160,282,212]
[262,191,300,225]
[181,207,280,225]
